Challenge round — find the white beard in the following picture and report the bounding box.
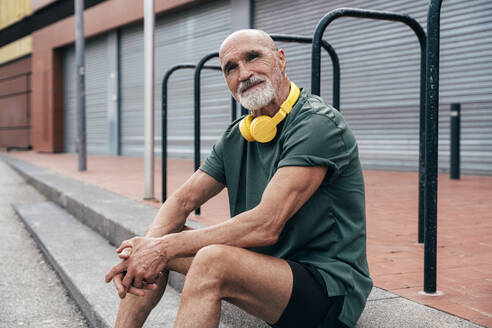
[237,75,276,111]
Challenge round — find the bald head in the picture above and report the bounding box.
[219,29,278,58]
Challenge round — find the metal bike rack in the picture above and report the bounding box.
[311,8,427,245]
[193,52,221,214]
[161,63,221,202]
[311,4,443,293]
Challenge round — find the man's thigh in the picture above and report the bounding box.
[188,244,293,325]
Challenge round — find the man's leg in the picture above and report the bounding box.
[174,244,293,328]
[114,255,193,328]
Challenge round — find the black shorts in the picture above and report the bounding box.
[270,260,348,328]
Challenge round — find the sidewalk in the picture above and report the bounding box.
[4,150,492,327]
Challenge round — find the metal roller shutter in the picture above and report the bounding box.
[63,45,76,153]
[63,34,109,154]
[254,0,492,175]
[120,0,232,158]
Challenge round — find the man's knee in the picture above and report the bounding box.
[184,245,233,293]
[192,244,231,275]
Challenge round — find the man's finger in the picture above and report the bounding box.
[121,268,134,289]
[133,273,144,289]
[143,282,158,291]
[127,285,145,297]
[116,240,133,253]
[105,261,127,283]
[118,247,132,259]
[113,273,127,299]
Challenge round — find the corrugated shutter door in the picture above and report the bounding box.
[63,46,76,153]
[120,0,232,158]
[63,34,109,154]
[254,0,492,175]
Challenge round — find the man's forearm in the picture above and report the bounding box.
[158,206,279,260]
[144,194,190,238]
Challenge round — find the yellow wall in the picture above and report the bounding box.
[0,0,32,64]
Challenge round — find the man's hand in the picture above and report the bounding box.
[105,237,170,298]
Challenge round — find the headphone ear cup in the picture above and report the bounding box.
[239,115,256,142]
[250,116,277,143]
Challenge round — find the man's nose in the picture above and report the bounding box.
[238,62,252,82]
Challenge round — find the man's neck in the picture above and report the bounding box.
[251,79,291,117]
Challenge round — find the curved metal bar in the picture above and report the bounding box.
[423,0,443,294]
[161,63,220,202]
[194,52,220,214]
[270,34,341,110]
[310,7,427,246]
[312,8,426,95]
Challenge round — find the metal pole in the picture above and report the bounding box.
[450,103,460,180]
[423,0,443,294]
[144,0,155,200]
[231,96,237,122]
[75,0,86,171]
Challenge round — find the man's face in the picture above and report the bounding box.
[219,33,286,112]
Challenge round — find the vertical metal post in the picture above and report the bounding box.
[161,72,168,203]
[418,31,428,244]
[423,0,443,294]
[144,0,155,200]
[450,103,460,180]
[241,105,248,116]
[75,0,86,171]
[231,96,237,121]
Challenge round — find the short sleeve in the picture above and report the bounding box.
[278,113,355,181]
[199,136,227,185]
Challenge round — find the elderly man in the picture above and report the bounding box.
[106,29,372,328]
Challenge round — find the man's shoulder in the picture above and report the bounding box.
[291,89,344,128]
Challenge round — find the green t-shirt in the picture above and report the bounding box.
[200,89,372,327]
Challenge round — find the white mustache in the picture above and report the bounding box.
[238,76,266,94]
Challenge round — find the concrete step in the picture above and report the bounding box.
[13,201,183,328]
[3,154,484,328]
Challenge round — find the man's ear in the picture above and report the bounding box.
[277,49,287,72]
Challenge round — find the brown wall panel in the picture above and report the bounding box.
[0,75,29,97]
[0,94,28,127]
[0,56,31,80]
[0,128,30,148]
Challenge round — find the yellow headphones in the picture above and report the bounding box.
[239,81,300,143]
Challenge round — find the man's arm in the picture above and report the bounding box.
[106,165,327,288]
[144,169,225,238]
[163,165,328,257]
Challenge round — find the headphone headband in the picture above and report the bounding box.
[272,82,300,125]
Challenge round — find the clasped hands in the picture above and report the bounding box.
[105,236,169,299]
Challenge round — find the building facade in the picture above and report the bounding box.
[0,0,32,149]
[2,0,492,175]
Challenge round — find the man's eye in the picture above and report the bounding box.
[226,64,237,73]
[246,53,259,62]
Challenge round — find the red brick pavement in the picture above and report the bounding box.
[4,151,492,327]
